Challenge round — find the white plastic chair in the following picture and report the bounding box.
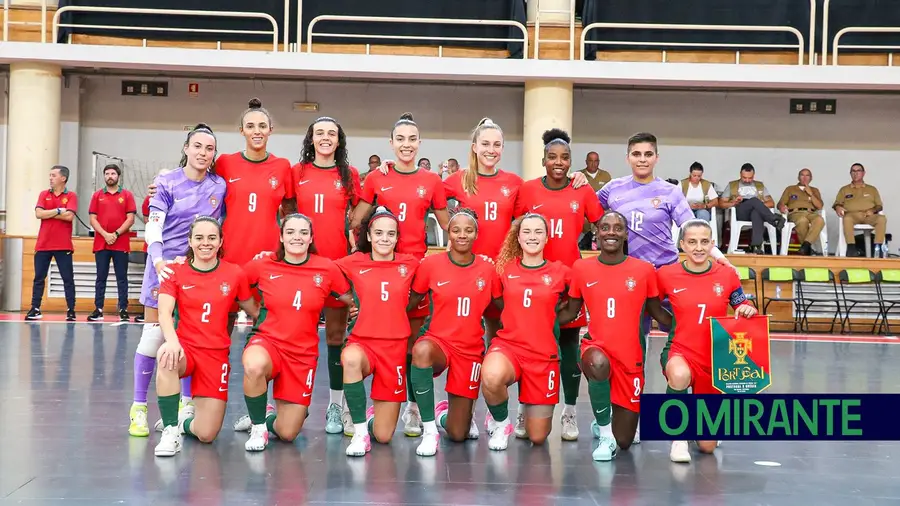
[779,209,828,256]
[671,209,719,246]
[837,211,883,257]
[426,213,444,248]
[727,206,778,254]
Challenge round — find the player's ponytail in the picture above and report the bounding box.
[239,97,273,128]
[180,123,219,175]
[391,112,418,138]
[465,117,504,196]
[276,213,319,261]
[300,117,356,203]
[184,215,225,264]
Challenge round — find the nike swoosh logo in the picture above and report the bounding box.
[546,392,555,397]
[532,204,543,210]
[586,281,598,287]
[174,197,189,203]
[415,390,431,395]
[182,285,195,290]
[359,269,371,275]
[381,187,393,192]
[437,281,449,287]
[393,389,404,395]
[142,370,153,375]
[595,407,609,414]
[269,274,282,280]
[508,275,519,279]
[630,399,640,403]
[673,288,687,293]
[302,392,311,397]
[468,385,478,390]
[229,178,241,183]
[298,180,311,185]
[219,387,228,392]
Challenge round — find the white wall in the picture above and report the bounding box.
[68,76,900,251]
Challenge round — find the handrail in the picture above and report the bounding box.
[832,27,900,66]
[580,22,805,64]
[534,0,575,60]
[822,0,831,64]
[4,0,48,43]
[52,6,280,51]
[306,15,529,58]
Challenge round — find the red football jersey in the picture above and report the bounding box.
[336,252,420,340]
[360,168,448,258]
[245,255,349,358]
[443,170,523,258]
[514,177,603,267]
[292,162,362,261]
[570,256,659,369]
[657,262,746,369]
[493,259,571,361]
[217,152,293,266]
[159,260,251,350]
[412,253,501,355]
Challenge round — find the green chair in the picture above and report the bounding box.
[736,266,758,309]
[797,268,841,334]
[838,269,880,334]
[761,267,800,331]
[875,269,900,335]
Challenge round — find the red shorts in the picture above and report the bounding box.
[181,341,230,401]
[246,336,317,406]
[482,303,501,321]
[580,342,643,413]
[419,335,483,400]
[560,305,586,329]
[661,347,719,395]
[486,342,559,406]
[346,335,408,403]
[407,292,431,320]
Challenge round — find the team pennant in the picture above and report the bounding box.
[710,315,772,394]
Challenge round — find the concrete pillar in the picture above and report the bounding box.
[6,62,62,236]
[522,80,573,180]
[526,0,573,25]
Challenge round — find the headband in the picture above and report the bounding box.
[369,206,400,226]
[449,209,479,231]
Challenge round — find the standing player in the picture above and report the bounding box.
[336,207,420,456]
[289,116,361,436]
[658,219,756,463]
[129,124,227,438]
[597,132,735,443]
[153,216,256,457]
[407,208,500,456]
[558,212,671,461]
[513,128,603,441]
[349,113,449,438]
[481,213,571,451]
[241,214,356,451]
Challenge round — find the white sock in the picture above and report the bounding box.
[563,404,577,417]
[330,389,344,406]
[423,420,438,435]
[181,396,192,404]
[133,401,147,407]
[598,422,614,439]
[354,422,368,436]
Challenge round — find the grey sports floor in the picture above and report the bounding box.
[1,321,898,505]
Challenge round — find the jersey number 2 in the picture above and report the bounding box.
[201,302,211,323]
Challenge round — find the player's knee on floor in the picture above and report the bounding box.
[696,440,717,454]
[275,425,302,442]
[615,435,634,451]
[445,424,468,443]
[372,425,394,444]
[189,421,221,444]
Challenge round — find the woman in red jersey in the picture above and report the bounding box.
[513,128,603,442]
[480,213,571,451]
[349,112,449,438]
[288,115,361,436]
[657,219,756,463]
[240,214,356,452]
[337,206,420,457]
[407,208,501,457]
[153,216,257,458]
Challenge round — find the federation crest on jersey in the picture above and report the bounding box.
[313,273,323,287]
[625,277,636,291]
[398,264,409,277]
[118,197,125,204]
[542,274,552,286]
[500,186,511,197]
[416,186,427,199]
[570,201,580,213]
[269,176,279,189]
[150,287,159,300]
[713,282,724,296]
[650,197,661,209]
[210,196,219,207]
[476,277,486,291]
[220,282,231,296]
[333,179,343,191]
[61,197,69,204]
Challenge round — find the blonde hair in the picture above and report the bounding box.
[495,213,547,274]
[464,117,504,196]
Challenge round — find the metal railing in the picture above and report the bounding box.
[580,22,805,64]
[305,14,529,58]
[832,28,900,66]
[3,0,48,43]
[534,0,576,60]
[51,6,280,51]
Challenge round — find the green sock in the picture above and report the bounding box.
[266,413,277,434]
[559,337,582,406]
[367,416,375,435]
[667,385,688,394]
[410,365,435,422]
[487,400,509,423]
[588,379,611,426]
[245,393,268,425]
[158,393,180,428]
[344,380,368,424]
[406,354,415,401]
[327,345,344,391]
[182,416,196,438]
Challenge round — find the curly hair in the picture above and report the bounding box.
[299,116,355,202]
[448,206,479,231]
[276,213,319,260]
[495,213,548,274]
[464,117,503,196]
[542,128,571,157]
[356,206,400,255]
[184,215,225,263]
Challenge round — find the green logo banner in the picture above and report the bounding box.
[710,315,772,394]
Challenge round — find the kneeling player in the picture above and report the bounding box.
[154,217,256,457]
[559,212,670,461]
[657,219,757,463]
[407,208,500,456]
[241,214,356,451]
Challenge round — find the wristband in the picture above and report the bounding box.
[56,208,61,215]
